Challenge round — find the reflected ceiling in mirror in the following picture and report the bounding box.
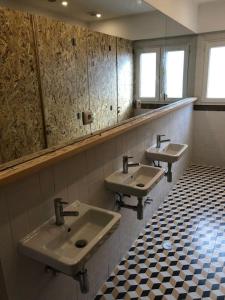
[0,0,154,24]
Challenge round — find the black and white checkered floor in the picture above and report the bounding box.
[95,165,225,300]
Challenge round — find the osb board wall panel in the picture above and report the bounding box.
[0,8,45,164]
[117,38,134,123]
[0,6,134,168]
[87,31,118,132]
[35,15,90,148]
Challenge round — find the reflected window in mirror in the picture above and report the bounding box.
[165,49,185,99]
[136,45,189,103]
[140,52,157,98]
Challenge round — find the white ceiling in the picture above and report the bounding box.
[0,0,154,23]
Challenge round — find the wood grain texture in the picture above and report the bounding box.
[117,38,134,122]
[0,7,45,163]
[87,31,118,132]
[35,15,90,147]
[0,98,197,186]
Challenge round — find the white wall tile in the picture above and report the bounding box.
[193,111,225,167]
[52,162,69,202]
[4,175,39,242]
[85,146,104,185]
[37,167,56,225]
[0,104,193,300]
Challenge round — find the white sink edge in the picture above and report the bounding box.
[19,201,121,274]
[146,143,187,153]
[105,163,161,179]
[20,214,120,271]
[20,201,119,241]
[105,165,165,197]
[146,143,188,158]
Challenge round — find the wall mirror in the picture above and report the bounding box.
[0,0,195,170]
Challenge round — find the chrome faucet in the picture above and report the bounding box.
[54,198,79,226]
[123,156,140,174]
[156,134,170,148]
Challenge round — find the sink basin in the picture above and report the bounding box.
[105,164,164,198]
[19,201,121,276]
[146,143,188,163]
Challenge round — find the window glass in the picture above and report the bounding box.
[207,46,225,98]
[139,52,157,98]
[165,50,185,98]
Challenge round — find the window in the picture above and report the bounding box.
[139,52,157,98]
[205,45,225,99]
[165,50,185,99]
[138,48,160,101]
[136,46,188,102]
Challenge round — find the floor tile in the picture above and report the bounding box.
[95,165,225,299]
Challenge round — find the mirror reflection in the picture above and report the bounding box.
[0,0,194,168]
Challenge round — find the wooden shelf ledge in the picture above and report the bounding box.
[0,98,197,186]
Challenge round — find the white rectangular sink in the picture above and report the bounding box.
[146,143,188,163]
[105,164,164,198]
[19,201,121,276]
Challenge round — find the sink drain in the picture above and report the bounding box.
[136,183,145,188]
[75,239,88,248]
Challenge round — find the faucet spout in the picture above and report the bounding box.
[123,156,139,174]
[62,211,79,217]
[156,134,171,148]
[128,163,140,167]
[54,198,79,226]
[161,139,170,143]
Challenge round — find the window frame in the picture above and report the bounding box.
[202,40,225,102]
[135,47,161,102]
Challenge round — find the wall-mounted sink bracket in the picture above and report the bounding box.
[153,161,172,182]
[153,160,162,168]
[165,162,172,182]
[115,193,153,220]
[45,265,89,294]
[74,266,89,294]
